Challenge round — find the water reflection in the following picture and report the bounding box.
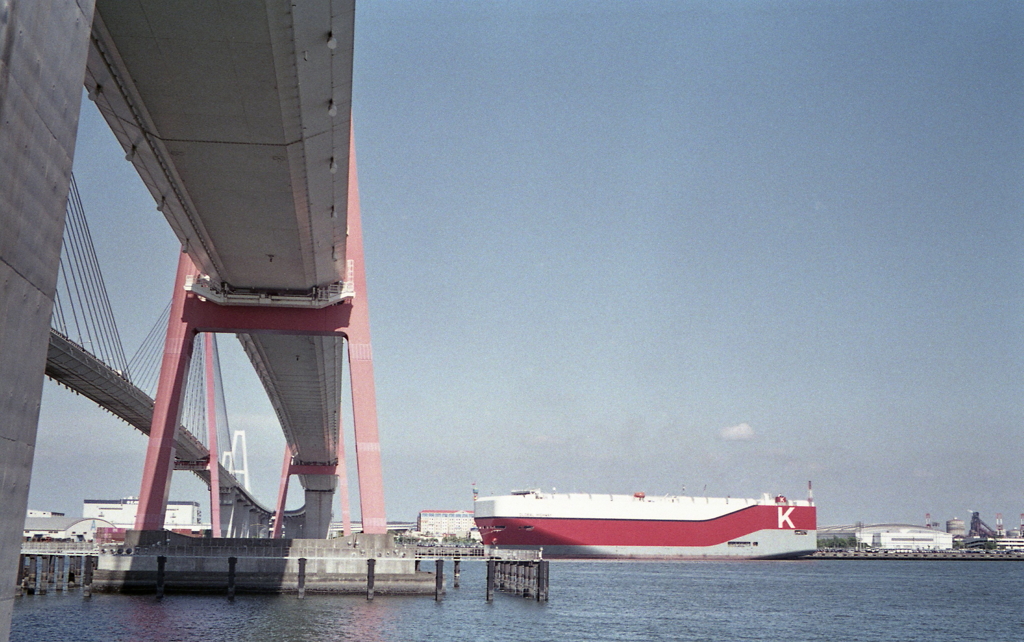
[13,561,1024,642]
[120,597,173,642]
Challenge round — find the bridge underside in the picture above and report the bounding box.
[88,0,354,289]
[84,0,385,536]
[0,4,388,635]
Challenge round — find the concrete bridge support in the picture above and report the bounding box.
[214,487,270,538]
[218,492,235,539]
[304,489,335,539]
[0,2,95,640]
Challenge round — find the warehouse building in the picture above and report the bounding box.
[819,524,954,550]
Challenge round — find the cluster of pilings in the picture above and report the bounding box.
[485,558,549,602]
[17,555,96,597]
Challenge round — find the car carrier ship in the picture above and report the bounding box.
[474,488,816,559]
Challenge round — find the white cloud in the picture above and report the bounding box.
[720,422,755,441]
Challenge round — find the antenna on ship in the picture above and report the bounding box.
[808,480,814,505]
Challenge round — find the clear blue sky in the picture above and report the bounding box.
[30,1,1023,528]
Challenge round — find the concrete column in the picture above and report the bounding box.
[303,489,334,539]
[219,490,234,538]
[0,2,96,639]
[283,512,304,539]
[222,491,239,538]
[228,498,243,538]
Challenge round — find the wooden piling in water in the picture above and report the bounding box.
[366,558,376,600]
[38,556,48,595]
[537,560,549,601]
[297,558,306,598]
[156,556,166,599]
[486,557,547,602]
[57,555,66,592]
[486,559,495,603]
[29,556,38,595]
[83,556,94,598]
[227,557,237,599]
[453,559,461,588]
[434,559,444,601]
[22,557,31,595]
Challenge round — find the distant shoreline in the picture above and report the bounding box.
[812,549,1024,561]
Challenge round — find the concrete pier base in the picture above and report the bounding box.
[89,532,435,595]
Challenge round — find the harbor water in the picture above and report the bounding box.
[12,559,1022,641]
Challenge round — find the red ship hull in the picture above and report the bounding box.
[475,495,817,559]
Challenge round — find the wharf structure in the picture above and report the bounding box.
[17,532,544,599]
[92,532,430,595]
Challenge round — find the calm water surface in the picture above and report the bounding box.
[11,560,1023,641]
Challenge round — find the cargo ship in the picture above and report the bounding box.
[474,489,816,559]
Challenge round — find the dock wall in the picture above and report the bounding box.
[89,533,434,595]
[93,556,427,594]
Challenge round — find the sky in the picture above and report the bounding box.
[28,1,1024,529]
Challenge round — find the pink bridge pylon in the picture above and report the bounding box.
[135,129,386,536]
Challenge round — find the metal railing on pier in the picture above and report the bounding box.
[21,542,98,556]
[411,545,541,561]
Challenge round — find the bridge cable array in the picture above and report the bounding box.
[51,175,222,453]
[126,300,170,397]
[52,174,132,380]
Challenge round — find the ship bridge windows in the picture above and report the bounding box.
[519,525,534,531]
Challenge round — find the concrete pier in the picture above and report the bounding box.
[89,532,434,596]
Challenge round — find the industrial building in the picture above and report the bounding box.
[819,524,954,550]
[83,498,201,529]
[416,510,476,538]
[23,515,116,542]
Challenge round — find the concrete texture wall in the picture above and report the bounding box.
[304,489,334,539]
[94,553,429,594]
[0,0,95,638]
